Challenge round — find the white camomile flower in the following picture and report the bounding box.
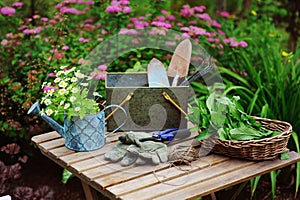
[72,87,79,93]
[60,100,65,106]
[64,103,70,109]
[75,107,81,112]
[56,70,64,77]
[93,92,102,97]
[41,82,47,88]
[47,89,55,96]
[41,97,46,104]
[58,80,68,88]
[44,99,52,106]
[71,77,78,82]
[75,71,85,78]
[70,96,76,102]
[80,82,88,87]
[45,108,53,116]
[60,65,68,70]
[58,89,67,95]
[40,109,45,116]
[54,77,61,83]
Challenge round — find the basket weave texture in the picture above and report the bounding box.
[199,117,292,161]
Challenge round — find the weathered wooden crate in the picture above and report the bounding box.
[105,72,188,131]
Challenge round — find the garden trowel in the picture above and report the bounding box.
[147,58,170,87]
[167,39,192,86]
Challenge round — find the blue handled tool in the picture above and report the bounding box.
[139,128,191,142]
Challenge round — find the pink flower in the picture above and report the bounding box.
[85,18,94,23]
[123,6,131,13]
[181,5,194,17]
[182,32,190,38]
[238,41,248,48]
[165,41,176,46]
[47,73,55,77]
[1,6,16,16]
[41,17,48,21]
[1,39,8,46]
[78,58,85,64]
[6,33,13,38]
[196,13,211,21]
[97,64,107,71]
[218,11,230,18]
[43,86,56,92]
[78,37,85,42]
[97,73,106,80]
[98,37,103,42]
[62,46,69,50]
[86,1,94,5]
[106,5,122,13]
[230,41,239,47]
[161,10,167,15]
[12,2,23,7]
[194,6,205,12]
[189,20,197,25]
[217,29,225,36]
[49,19,56,24]
[223,37,235,43]
[207,38,214,42]
[166,15,176,21]
[50,49,57,53]
[101,29,108,34]
[180,27,190,32]
[120,0,130,5]
[212,20,221,28]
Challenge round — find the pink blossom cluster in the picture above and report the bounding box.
[90,65,107,80]
[129,17,149,29]
[181,5,206,17]
[106,0,131,14]
[224,37,248,48]
[23,27,42,35]
[118,28,139,35]
[0,6,16,16]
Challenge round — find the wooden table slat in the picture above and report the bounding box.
[153,151,300,200]
[31,131,61,144]
[38,137,65,151]
[106,154,229,196]
[48,146,75,157]
[119,159,257,200]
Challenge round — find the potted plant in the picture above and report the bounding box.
[27,66,125,151]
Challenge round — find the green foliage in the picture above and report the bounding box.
[188,88,281,141]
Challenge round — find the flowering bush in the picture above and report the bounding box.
[40,66,103,119]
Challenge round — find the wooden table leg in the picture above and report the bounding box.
[81,181,99,200]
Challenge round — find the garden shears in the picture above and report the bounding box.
[139,128,191,143]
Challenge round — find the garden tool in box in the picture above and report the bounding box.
[167,39,192,86]
[139,128,192,142]
[147,58,170,87]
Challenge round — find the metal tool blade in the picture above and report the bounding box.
[167,39,192,86]
[147,58,170,87]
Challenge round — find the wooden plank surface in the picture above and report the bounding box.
[31,131,300,200]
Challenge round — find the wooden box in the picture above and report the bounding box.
[105,72,188,131]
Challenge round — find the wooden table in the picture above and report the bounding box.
[32,131,300,200]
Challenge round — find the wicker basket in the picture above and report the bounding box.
[199,117,292,161]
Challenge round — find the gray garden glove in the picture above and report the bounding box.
[104,132,168,166]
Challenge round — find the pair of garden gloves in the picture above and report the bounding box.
[104,132,168,166]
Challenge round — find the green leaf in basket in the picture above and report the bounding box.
[218,127,227,140]
[229,126,263,140]
[196,129,211,141]
[280,152,290,160]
